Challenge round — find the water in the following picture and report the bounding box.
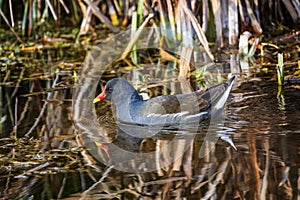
[1,68,299,199]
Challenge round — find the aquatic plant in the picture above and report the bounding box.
[277,53,284,86]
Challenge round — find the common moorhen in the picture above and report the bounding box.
[93,77,235,126]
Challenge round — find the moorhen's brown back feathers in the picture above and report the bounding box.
[142,93,208,115]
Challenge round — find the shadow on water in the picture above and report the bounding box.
[0,33,299,199]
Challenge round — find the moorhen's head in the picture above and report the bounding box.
[93,78,140,104]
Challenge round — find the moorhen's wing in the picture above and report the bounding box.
[130,95,186,125]
[132,77,234,125]
[132,93,207,125]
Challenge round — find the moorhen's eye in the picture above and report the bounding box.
[108,87,113,93]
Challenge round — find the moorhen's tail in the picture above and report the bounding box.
[203,76,235,114]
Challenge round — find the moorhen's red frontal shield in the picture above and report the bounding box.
[93,86,107,103]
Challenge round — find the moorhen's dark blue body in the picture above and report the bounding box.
[93,77,234,125]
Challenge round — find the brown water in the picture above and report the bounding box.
[1,65,299,199]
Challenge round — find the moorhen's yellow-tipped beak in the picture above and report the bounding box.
[93,97,101,103]
[95,141,109,158]
[93,86,106,103]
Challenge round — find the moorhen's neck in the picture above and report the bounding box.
[109,79,143,123]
